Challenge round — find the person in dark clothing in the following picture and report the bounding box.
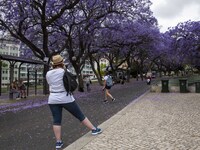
[85,75,91,92]
[18,80,26,98]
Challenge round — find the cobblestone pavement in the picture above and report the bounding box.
[65,92,200,150]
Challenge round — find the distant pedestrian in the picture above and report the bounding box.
[46,54,102,149]
[146,76,151,85]
[119,74,125,84]
[18,80,26,98]
[102,71,115,103]
[146,72,152,85]
[85,75,91,92]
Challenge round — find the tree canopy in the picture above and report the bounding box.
[1,0,200,89]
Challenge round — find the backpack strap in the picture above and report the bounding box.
[65,70,71,95]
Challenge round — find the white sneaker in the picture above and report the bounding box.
[112,98,116,102]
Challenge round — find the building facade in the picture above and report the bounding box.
[0,38,20,86]
[0,38,43,87]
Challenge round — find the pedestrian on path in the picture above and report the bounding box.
[84,75,91,92]
[102,71,115,103]
[146,71,152,85]
[46,54,102,149]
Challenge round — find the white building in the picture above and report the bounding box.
[0,38,21,86]
[82,58,109,78]
[0,38,43,87]
[82,60,94,77]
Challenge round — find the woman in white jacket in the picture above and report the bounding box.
[46,54,102,149]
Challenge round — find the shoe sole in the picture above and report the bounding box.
[56,143,63,149]
[92,130,102,135]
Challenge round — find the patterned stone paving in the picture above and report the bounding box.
[65,93,200,150]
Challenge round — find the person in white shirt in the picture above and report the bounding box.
[102,71,115,103]
[46,54,102,149]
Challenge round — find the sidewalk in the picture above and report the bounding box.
[64,92,200,150]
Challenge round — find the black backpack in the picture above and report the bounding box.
[63,70,78,95]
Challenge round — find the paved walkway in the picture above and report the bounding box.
[64,92,200,150]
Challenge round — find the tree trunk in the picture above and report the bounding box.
[43,64,49,95]
[77,73,84,92]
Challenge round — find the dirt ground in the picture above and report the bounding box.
[0,79,150,150]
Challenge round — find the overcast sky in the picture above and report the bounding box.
[150,0,200,32]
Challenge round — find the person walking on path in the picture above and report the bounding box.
[46,54,102,149]
[84,75,91,92]
[146,71,152,85]
[102,71,115,103]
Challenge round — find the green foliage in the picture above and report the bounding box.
[1,62,8,68]
[100,63,106,76]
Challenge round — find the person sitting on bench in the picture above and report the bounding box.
[18,80,26,98]
[10,80,20,99]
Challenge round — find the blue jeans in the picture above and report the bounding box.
[49,101,86,125]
